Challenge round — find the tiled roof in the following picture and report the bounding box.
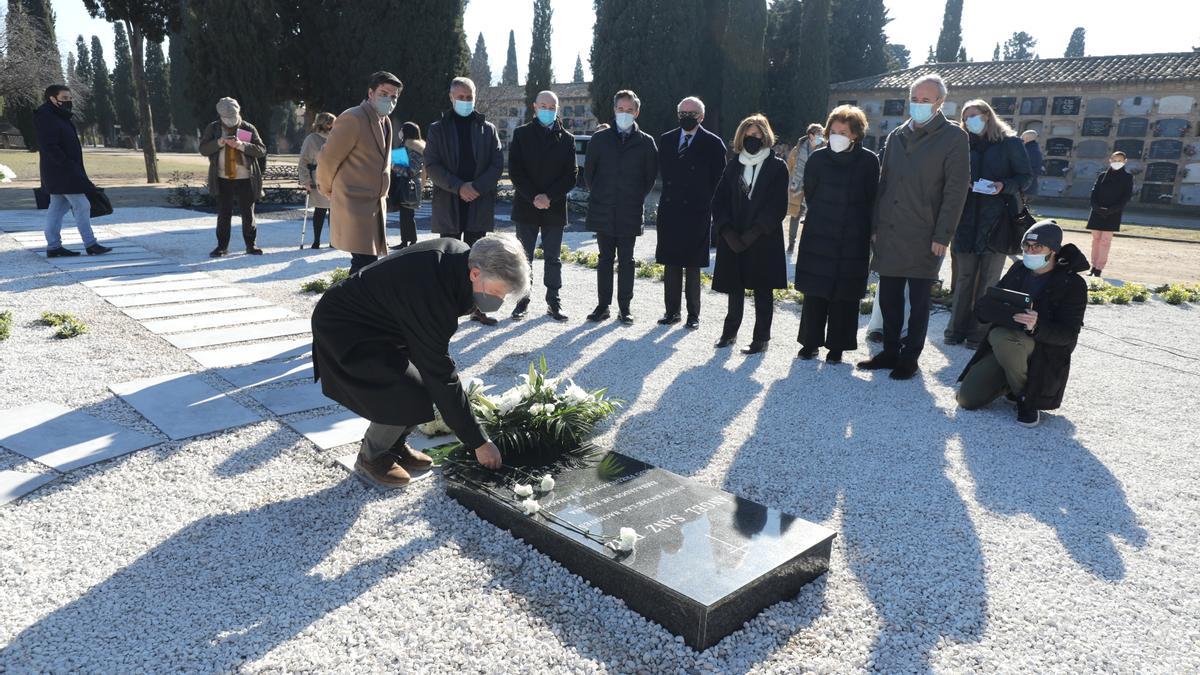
[830,52,1200,92]
[484,82,592,102]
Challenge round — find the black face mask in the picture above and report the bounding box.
[742,136,764,154]
[473,291,504,313]
[679,116,699,132]
[53,100,73,117]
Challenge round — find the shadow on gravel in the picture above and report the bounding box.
[2,480,440,670]
[723,358,988,673]
[958,417,1147,581]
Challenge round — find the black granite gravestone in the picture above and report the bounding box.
[444,452,836,650]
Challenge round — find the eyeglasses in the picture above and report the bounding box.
[1021,242,1049,253]
[678,112,701,119]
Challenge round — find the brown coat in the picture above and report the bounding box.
[871,112,970,279]
[199,120,266,200]
[786,138,820,217]
[317,101,392,256]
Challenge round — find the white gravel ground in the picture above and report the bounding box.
[2,209,1199,673]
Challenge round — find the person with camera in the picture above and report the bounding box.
[956,221,1089,428]
[298,112,336,249]
[389,121,426,251]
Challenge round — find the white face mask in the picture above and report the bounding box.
[1110,161,1125,170]
[615,112,635,131]
[828,134,852,153]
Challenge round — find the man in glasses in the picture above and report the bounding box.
[956,221,1089,427]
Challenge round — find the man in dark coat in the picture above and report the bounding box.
[957,221,1089,428]
[508,89,576,322]
[1021,130,1044,197]
[584,89,659,325]
[33,84,111,257]
[311,235,529,487]
[654,96,726,329]
[425,76,505,324]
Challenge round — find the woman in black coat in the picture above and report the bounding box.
[946,99,1032,348]
[794,105,879,363]
[1085,151,1134,277]
[712,114,789,354]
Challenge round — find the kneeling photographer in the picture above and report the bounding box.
[957,221,1089,427]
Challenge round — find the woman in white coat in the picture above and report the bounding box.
[298,112,336,248]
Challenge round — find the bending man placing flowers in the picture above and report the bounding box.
[311,234,529,487]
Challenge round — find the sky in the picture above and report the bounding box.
[42,0,1200,84]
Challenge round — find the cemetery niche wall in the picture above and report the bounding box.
[829,51,1200,209]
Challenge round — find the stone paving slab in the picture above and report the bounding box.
[188,338,312,369]
[109,373,262,440]
[92,277,227,298]
[69,264,188,280]
[106,286,247,308]
[47,259,168,273]
[122,296,273,320]
[82,271,210,288]
[46,253,161,266]
[141,307,296,335]
[286,409,369,450]
[0,402,160,472]
[0,470,59,506]
[218,358,313,389]
[244,381,335,416]
[162,319,311,350]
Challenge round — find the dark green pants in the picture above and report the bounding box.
[957,327,1035,409]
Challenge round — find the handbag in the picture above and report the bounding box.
[988,191,1036,255]
[33,187,50,209]
[388,169,420,211]
[87,187,114,218]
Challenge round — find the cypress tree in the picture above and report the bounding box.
[957,46,968,62]
[763,0,803,140]
[391,0,470,128]
[89,36,116,141]
[934,0,963,64]
[145,40,172,135]
[693,0,730,135]
[791,0,830,136]
[719,0,767,139]
[573,54,585,84]
[502,30,519,86]
[111,22,140,143]
[992,43,1001,61]
[167,4,196,137]
[884,43,910,71]
[5,0,63,149]
[1002,32,1037,61]
[829,0,891,83]
[73,36,97,138]
[927,46,937,64]
[469,33,493,86]
[1064,27,1086,58]
[524,0,553,109]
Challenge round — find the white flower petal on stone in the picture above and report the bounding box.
[540,475,555,492]
[618,527,638,551]
[520,498,541,515]
[513,483,534,498]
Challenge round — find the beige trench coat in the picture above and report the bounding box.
[316,101,392,256]
[297,132,330,209]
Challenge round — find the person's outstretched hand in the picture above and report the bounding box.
[475,441,502,469]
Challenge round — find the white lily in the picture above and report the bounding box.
[520,498,541,515]
[564,382,590,404]
[513,483,534,498]
[618,527,638,551]
[540,474,555,492]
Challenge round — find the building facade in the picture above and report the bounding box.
[478,82,599,157]
[828,52,1200,209]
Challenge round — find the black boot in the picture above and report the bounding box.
[511,297,531,320]
[857,351,899,370]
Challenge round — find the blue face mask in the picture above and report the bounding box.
[372,95,396,117]
[453,99,475,117]
[909,102,935,125]
[965,115,986,135]
[536,109,557,126]
[1022,252,1051,270]
[615,112,635,131]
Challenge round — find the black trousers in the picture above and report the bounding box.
[312,207,327,245]
[663,265,701,319]
[596,233,636,311]
[398,207,417,245]
[349,253,377,276]
[215,178,256,249]
[879,275,934,360]
[722,288,774,342]
[799,295,858,351]
[515,222,564,302]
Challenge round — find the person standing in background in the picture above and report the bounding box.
[200,97,266,257]
[1085,151,1133,278]
[318,71,401,275]
[298,112,336,249]
[34,84,111,257]
[785,123,825,254]
[425,76,505,325]
[389,121,427,251]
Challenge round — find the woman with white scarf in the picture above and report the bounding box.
[711,114,790,354]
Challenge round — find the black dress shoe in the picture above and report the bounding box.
[742,340,769,355]
[826,350,844,364]
[471,309,498,326]
[586,306,610,322]
[618,311,634,325]
[866,330,884,344]
[856,351,899,370]
[46,246,81,258]
[944,334,964,346]
[715,336,737,348]
[657,313,681,325]
[547,304,569,321]
[246,246,264,255]
[85,243,112,255]
[888,360,920,380]
[209,247,228,258]
[312,242,322,249]
[511,298,530,319]
[685,317,700,330]
[797,346,818,360]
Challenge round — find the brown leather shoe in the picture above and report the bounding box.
[354,450,410,487]
[392,442,433,471]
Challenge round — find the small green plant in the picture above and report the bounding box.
[39,311,77,326]
[533,247,544,260]
[859,298,874,315]
[0,310,12,341]
[300,267,350,294]
[1162,284,1191,305]
[329,267,349,284]
[53,316,88,339]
